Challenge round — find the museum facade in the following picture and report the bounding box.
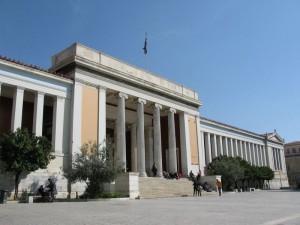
[0,43,288,198]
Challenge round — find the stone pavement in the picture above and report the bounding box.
[1,190,300,225]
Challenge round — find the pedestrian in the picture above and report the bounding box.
[193,178,202,196]
[216,179,222,196]
[151,163,158,177]
[189,170,195,181]
[47,178,56,202]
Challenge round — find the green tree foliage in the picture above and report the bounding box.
[208,155,275,191]
[259,166,274,181]
[207,155,244,191]
[236,157,252,186]
[0,128,54,199]
[63,139,124,199]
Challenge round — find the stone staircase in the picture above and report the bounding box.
[139,177,216,199]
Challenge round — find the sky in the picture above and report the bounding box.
[1,0,299,143]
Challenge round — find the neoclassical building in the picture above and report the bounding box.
[0,43,288,198]
[200,117,288,188]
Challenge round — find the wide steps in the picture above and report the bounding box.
[139,177,216,199]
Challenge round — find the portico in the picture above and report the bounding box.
[48,43,203,181]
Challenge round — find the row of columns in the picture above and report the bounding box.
[0,83,64,153]
[115,92,178,177]
[273,147,283,171]
[203,132,269,167]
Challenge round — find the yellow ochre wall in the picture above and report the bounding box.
[189,117,199,164]
[81,86,98,144]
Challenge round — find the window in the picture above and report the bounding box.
[293,148,296,153]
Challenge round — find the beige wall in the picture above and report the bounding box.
[284,142,300,186]
[188,118,199,164]
[81,86,98,144]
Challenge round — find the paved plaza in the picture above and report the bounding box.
[1,190,299,225]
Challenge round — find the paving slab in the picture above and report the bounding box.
[1,190,299,225]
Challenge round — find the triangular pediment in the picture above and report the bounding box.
[267,133,284,143]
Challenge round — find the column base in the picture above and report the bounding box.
[139,172,148,177]
[156,173,163,178]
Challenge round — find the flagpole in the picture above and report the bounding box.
[143,32,148,71]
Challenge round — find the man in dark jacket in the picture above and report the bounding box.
[47,179,55,202]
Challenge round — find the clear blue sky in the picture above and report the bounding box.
[1,0,299,143]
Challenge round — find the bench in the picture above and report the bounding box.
[27,195,51,203]
[247,188,255,192]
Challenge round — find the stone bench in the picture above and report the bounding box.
[247,188,255,192]
[26,196,51,203]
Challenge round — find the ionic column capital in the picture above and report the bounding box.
[117,92,128,99]
[137,98,146,105]
[153,103,162,110]
[166,107,176,114]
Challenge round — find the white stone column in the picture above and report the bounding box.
[211,134,217,159]
[238,140,243,158]
[98,86,106,146]
[275,149,279,170]
[265,145,271,168]
[248,143,253,164]
[216,136,223,156]
[246,142,250,162]
[242,141,247,161]
[277,149,282,171]
[251,144,256,165]
[260,145,265,166]
[255,145,260,166]
[259,145,264,166]
[223,137,228,156]
[179,112,192,177]
[257,145,260,166]
[280,149,287,173]
[204,132,212,164]
[117,92,128,171]
[145,127,154,176]
[11,86,24,131]
[228,138,233,157]
[71,81,82,154]
[268,146,273,168]
[32,91,44,136]
[272,148,278,170]
[196,116,206,174]
[257,145,260,165]
[52,96,65,153]
[278,149,282,170]
[153,103,163,177]
[168,108,177,173]
[200,131,206,173]
[137,98,147,177]
[234,139,238,156]
[219,136,223,156]
[131,123,137,172]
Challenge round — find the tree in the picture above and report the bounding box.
[207,155,244,191]
[259,166,274,182]
[63,139,124,198]
[0,128,54,199]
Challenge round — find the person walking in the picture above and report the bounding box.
[216,179,222,196]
